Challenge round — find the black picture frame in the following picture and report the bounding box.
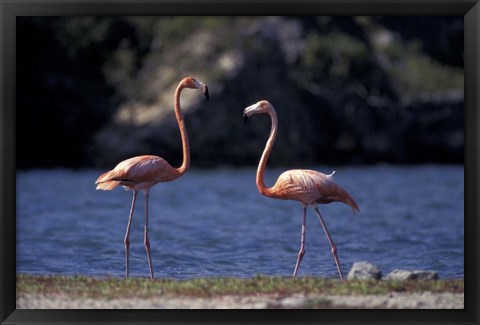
[2,1,478,324]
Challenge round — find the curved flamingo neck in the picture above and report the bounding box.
[173,82,190,175]
[256,108,277,197]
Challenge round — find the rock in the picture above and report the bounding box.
[385,269,414,280]
[386,269,439,280]
[347,261,382,280]
[412,270,439,280]
[277,295,310,308]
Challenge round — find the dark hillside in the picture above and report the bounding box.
[16,16,464,168]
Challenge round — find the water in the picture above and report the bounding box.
[16,165,464,279]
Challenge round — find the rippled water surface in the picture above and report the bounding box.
[17,165,464,279]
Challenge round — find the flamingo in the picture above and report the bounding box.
[95,76,209,279]
[243,100,359,281]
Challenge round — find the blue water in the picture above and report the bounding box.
[16,165,464,279]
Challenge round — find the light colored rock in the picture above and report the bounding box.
[411,270,439,280]
[347,261,382,280]
[385,269,413,280]
[277,295,309,308]
[386,269,439,280]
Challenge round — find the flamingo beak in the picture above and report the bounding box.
[193,79,209,100]
[203,85,209,101]
[243,103,258,124]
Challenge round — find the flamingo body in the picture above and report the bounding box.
[269,169,360,210]
[96,155,181,191]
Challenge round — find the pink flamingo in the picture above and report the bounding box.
[243,100,359,280]
[95,77,209,279]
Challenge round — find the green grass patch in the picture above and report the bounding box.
[17,274,463,299]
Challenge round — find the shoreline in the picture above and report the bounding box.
[17,292,464,309]
[16,274,464,309]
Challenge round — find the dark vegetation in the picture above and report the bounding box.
[16,17,464,169]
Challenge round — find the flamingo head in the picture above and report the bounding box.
[183,77,209,100]
[243,100,272,124]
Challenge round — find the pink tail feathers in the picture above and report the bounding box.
[343,192,360,214]
[96,180,121,191]
[334,183,360,214]
[345,197,360,214]
[95,171,121,191]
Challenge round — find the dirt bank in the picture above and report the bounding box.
[17,291,463,309]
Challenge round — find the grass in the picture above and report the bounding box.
[17,274,464,299]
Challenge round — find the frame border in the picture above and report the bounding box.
[2,1,479,324]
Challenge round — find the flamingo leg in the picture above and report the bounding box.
[124,190,138,278]
[144,189,154,279]
[314,207,345,281]
[293,205,307,277]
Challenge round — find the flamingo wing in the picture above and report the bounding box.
[96,155,179,190]
[272,169,360,213]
